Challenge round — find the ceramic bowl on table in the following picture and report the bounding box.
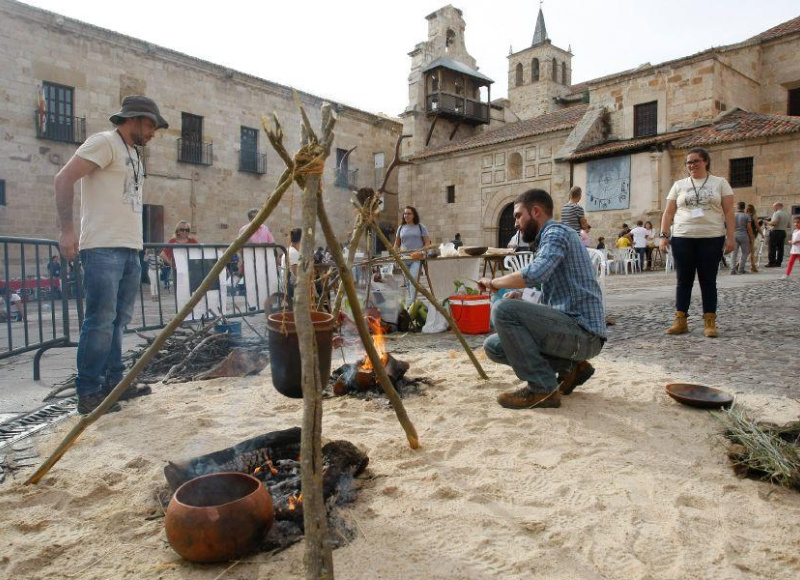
[462,246,488,256]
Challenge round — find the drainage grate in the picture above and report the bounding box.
[0,397,77,451]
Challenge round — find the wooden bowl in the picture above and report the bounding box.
[665,383,734,409]
[462,246,488,256]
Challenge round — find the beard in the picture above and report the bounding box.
[520,220,540,244]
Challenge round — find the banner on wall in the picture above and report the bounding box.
[586,156,631,212]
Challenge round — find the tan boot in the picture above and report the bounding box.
[665,311,688,335]
[703,313,719,338]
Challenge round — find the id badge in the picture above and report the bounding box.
[690,208,704,219]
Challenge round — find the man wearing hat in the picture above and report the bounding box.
[54,96,168,414]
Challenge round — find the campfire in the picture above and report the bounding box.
[163,427,368,551]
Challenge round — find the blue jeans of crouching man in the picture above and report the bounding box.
[483,299,604,393]
[76,248,141,398]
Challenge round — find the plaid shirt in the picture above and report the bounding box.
[520,219,607,339]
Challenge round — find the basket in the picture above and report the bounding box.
[448,294,491,334]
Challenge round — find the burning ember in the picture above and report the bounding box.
[287,492,303,511]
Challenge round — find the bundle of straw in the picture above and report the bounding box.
[715,405,800,491]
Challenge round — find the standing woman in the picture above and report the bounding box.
[659,148,734,337]
[160,220,199,283]
[746,204,759,273]
[394,206,430,302]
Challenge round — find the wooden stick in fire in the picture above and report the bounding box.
[25,114,296,485]
[292,96,335,579]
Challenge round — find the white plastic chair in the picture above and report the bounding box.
[620,247,641,274]
[586,248,606,276]
[503,251,535,272]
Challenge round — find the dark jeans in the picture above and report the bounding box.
[768,229,786,266]
[483,299,604,392]
[76,248,141,397]
[670,236,724,314]
[635,247,647,271]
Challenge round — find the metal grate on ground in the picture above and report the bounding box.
[0,396,77,452]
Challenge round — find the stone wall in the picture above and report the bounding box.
[758,36,800,115]
[0,0,401,250]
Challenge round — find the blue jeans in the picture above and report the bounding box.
[483,299,604,393]
[635,247,647,271]
[76,248,141,397]
[404,260,422,302]
[670,236,724,313]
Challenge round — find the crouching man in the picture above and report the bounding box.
[477,189,606,409]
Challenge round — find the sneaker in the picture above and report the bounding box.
[102,384,153,401]
[497,386,561,409]
[558,361,595,395]
[779,274,788,280]
[77,392,121,415]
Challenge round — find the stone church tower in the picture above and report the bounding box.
[507,8,572,119]
[401,5,493,155]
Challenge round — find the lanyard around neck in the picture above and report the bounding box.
[117,130,142,188]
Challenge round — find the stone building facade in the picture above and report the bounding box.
[400,6,800,248]
[0,0,401,251]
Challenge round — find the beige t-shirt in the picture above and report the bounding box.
[75,130,143,250]
[667,174,733,238]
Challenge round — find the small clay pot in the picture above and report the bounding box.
[165,472,274,563]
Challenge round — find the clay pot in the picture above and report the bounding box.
[267,310,334,398]
[165,472,274,563]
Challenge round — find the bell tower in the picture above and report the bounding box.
[507,6,572,119]
[402,5,493,155]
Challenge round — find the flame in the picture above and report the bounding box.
[288,492,303,510]
[253,466,262,475]
[361,317,387,371]
[253,456,278,477]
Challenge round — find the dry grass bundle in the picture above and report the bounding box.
[716,405,800,491]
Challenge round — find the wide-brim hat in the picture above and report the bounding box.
[109,95,169,129]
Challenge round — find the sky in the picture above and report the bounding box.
[17,0,800,116]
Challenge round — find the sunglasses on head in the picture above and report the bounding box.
[177,228,190,233]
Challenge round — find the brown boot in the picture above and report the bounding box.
[703,313,719,338]
[558,361,595,395]
[497,387,561,409]
[665,311,688,335]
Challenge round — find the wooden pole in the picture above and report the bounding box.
[367,216,488,380]
[26,118,296,485]
[294,103,335,579]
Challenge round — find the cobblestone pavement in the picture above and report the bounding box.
[603,273,799,398]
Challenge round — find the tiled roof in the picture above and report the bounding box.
[565,128,697,162]
[673,109,800,148]
[751,15,800,42]
[422,57,494,84]
[412,104,588,160]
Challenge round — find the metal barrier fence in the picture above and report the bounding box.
[1,237,285,378]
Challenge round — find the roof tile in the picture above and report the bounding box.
[673,109,800,148]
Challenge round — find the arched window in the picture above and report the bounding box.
[446,29,455,52]
[498,203,516,248]
[532,58,540,82]
[515,63,524,87]
[562,62,568,85]
[508,152,523,181]
[552,58,558,82]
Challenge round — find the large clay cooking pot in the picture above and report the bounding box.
[267,310,334,398]
[165,472,274,563]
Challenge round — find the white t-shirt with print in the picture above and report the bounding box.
[666,174,733,238]
[75,130,144,250]
[630,227,648,248]
[792,229,800,255]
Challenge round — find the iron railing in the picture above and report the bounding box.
[33,111,86,144]
[177,138,213,166]
[239,150,267,174]
[425,92,490,124]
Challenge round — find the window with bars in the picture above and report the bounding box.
[239,126,265,174]
[37,82,85,143]
[446,185,455,204]
[789,87,800,116]
[0,179,5,205]
[729,157,753,188]
[633,101,657,137]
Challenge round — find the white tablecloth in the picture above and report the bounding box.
[423,256,483,299]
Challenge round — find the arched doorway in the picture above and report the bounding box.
[498,203,516,247]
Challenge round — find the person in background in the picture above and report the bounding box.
[579,224,592,247]
[560,186,589,233]
[765,202,790,268]
[239,207,275,244]
[730,201,753,275]
[644,221,655,270]
[615,233,631,249]
[3,291,25,322]
[659,147,734,338]
[596,237,606,250]
[630,220,649,271]
[451,233,464,249]
[394,206,430,302]
[161,220,198,270]
[281,228,302,297]
[746,204,759,273]
[146,249,163,301]
[779,216,800,280]
[507,230,531,251]
[47,255,62,298]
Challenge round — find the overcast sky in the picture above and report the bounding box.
[19,0,800,116]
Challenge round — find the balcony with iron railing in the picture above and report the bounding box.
[34,111,86,144]
[177,138,213,166]
[334,168,358,189]
[239,150,267,174]
[425,92,490,124]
